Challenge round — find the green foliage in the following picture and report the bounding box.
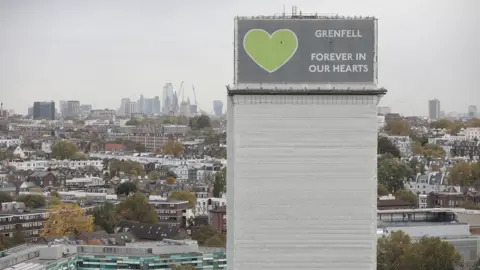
[50,190,60,198]
[448,161,480,187]
[116,192,158,224]
[0,192,13,203]
[189,115,211,130]
[16,194,46,208]
[116,182,137,196]
[47,197,62,207]
[109,159,145,176]
[51,141,78,159]
[163,140,184,157]
[168,190,197,209]
[377,136,401,157]
[377,184,389,196]
[377,231,463,270]
[93,202,119,233]
[148,171,161,180]
[191,226,225,247]
[394,189,417,205]
[125,118,142,126]
[422,143,446,159]
[213,168,226,198]
[377,155,412,194]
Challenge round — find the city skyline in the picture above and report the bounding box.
[1,0,479,115]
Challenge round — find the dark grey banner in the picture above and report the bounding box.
[235,18,376,84]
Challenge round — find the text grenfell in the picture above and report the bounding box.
[315,29,362,38]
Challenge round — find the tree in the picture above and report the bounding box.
[394,189,417,206]
[109,159,145,176]
[16,194,46,208]
[168,191,197,209]
[50,190,60,198]
[378,136,401,157]
[448,161,473,186]
[163,140,184,157]
[377,184,389,196]
[377,155,412,194]
[116,192,157,224]
[377,231,462,270]
[191,226,225,247]
[93,202,119,233]
[189,115,211,130]
[116,182,137,196]
[51,141,78,159]
[47,197,62,207]
[467,118,480,128]
[422,144,446,159]
[148,171,161,180]
[384,120,411,136]
[0,192,13,203]
[43,203,94,236]
[213,168,226,198]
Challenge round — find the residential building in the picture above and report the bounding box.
[405,172,449,195]
[107,133,170,152]
[387,135,413,157]
[377,208,479,267]
[0,138,22,148]
[377,194,415,210]
[428,99,441,120]
[468,105,477,117]
[450,141,480,158]
[89,109,116,120]
[163,124,189,136]
[148,197,191,228]
[8,159,103,171]
[196,198,226,216]
[0,240,226,269]
[464,127,480,141]
[32,101,55,120]
[209,205,226,234]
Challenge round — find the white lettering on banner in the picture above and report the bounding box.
[314,29,362,38]
[308,64,368,73]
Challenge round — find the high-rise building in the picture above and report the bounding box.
[213,100,223,117]
[377,106,391,115]
[80,104,92,118]
[65,100,80,118]
[162,83,174,115]
[33,101,55,120]
[468,105,477,117]
[59,100,68,116]
[119,98,131,117]
[153,96,161,115]
[138,95,145,114]
[428,99,441,120]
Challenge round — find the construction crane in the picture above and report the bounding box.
[192,85,207,115]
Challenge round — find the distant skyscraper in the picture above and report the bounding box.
[65,100,80,118]
[468,105,477,117]
[428,99,441,120]
[119,98,131,117]
[162,83,174,115]
[138,95,145,114]
[213,100,223,117]
[377,106,391,115]
[33,101,55,120]
[59,100,68,116]
[153,96,161,115]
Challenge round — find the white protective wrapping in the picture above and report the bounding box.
[227,94,379,270]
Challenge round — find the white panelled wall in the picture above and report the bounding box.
[227,95,379,270]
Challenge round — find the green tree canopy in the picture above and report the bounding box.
[394,189,417,206]
[377,136,401,157]
[168,190,197,209]
[189,115,211,130]
[16,194,46,208]
[116,182,137,196]
[378,155,412,194]
[191,226,225,247]
[109,159,145,176]
[0,192,13,203]
[377,231,462,270]
[51,141,78,160]
[148,171,161,180]
[448,161,474,187]
[93,202,119,233]
[116,192,157,224]
[377,184,389,196]
[213,168,226,198]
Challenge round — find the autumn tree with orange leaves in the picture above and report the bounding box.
[42,202,94,236]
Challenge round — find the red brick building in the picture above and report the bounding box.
[209,205,226,234]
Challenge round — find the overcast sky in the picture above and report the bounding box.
[0,0,479,116]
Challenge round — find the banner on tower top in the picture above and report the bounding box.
[234,17,377,85]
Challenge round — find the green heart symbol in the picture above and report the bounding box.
[243,29,298,73]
